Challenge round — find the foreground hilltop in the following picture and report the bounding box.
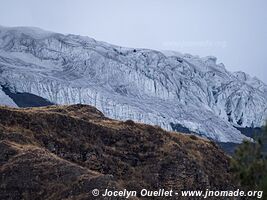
[0,26,266,143]
[0,104,236,199]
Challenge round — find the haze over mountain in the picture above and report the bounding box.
[0,26,266,143]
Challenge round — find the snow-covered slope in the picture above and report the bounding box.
[0,86,17,107]
[0,26,266,143]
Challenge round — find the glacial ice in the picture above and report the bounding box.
[0,26,266,143]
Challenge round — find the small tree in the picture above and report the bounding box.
[231,124,267,199]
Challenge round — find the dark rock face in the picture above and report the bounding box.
[0,104,236,199]
[1,84,54,107]
[218,127,264,155]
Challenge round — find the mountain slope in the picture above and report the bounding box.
[1,84,54,107]
[0,85,17,107]
[0,104,237,199]
[0,26,266,142]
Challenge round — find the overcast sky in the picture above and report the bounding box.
[0,0,266,83]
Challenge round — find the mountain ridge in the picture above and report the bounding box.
[0,104,237,199]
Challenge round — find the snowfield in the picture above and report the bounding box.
[0,26,266,143]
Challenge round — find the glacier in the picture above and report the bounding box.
[0,26,266,143]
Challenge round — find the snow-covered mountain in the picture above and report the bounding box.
[0,26,266,143]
